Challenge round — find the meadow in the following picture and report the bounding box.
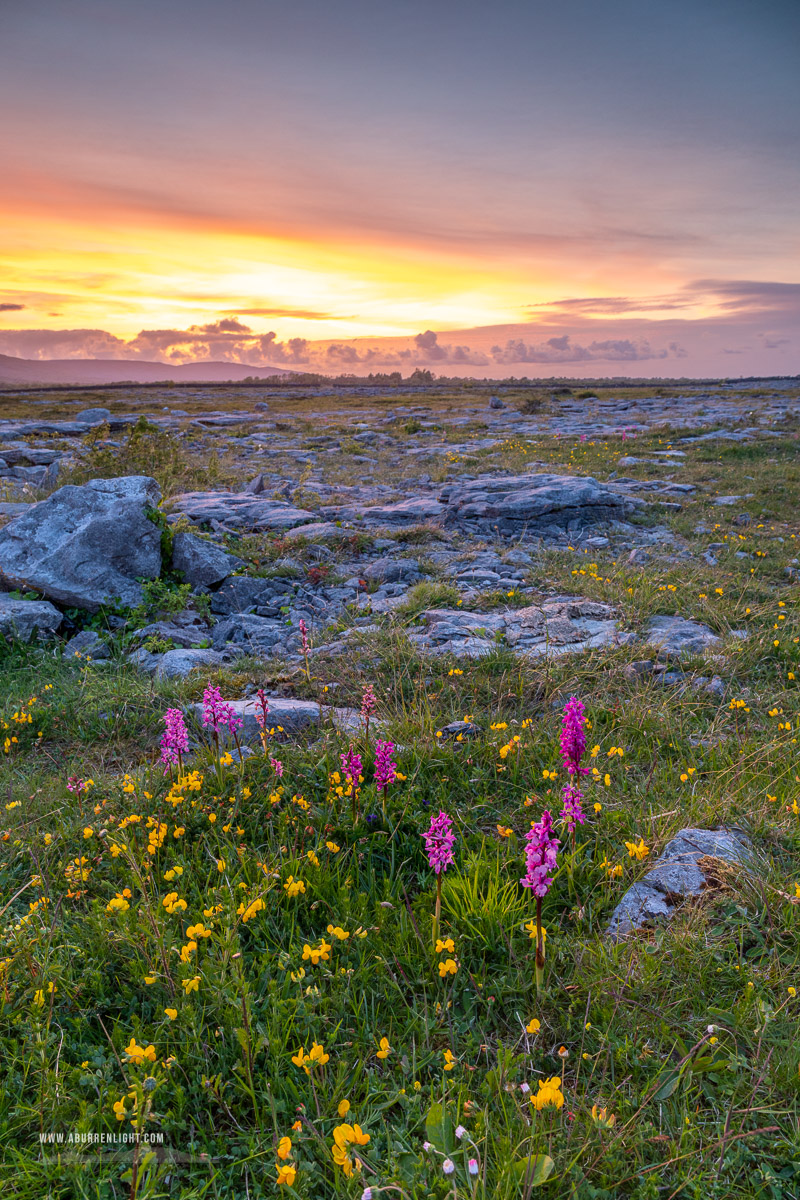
[1,383,800,1198]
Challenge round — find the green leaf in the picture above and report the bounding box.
[653,1068,682,1101]
[512,1154,556,1186]
[425,1101,455,1154]
[691,1054,728,1075]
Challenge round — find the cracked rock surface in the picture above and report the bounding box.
[607,827,754,940]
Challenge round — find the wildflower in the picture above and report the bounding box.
[531,1076,564,1111]
[124,1039,157,1065]
[442,1159,455,1175]
[302,940,331,965]
[423,811,456,875]
[326,840,340,853]
[591,1104,616,1128]
[298,617,311,657]
[277,1136,292,1160]
[423,810,455,946]
[521,811,559,898]
[331,1122,370,1177]
[338,1099,351,1117]
[238,897,265,923]
[526,1018,541,1034]
[361,683,378,725]
[455,1124,467,1139]
[436,938,455,954]
[560,783,585,834]
[275,1163,297,1187]
[106,894,130,914]
[362,1190,374,1200]
[162,893,187,914]
[560,696,590,777]
[373,738,397,795]
[165,1008,177,1020]
[181,976,200,994]
[201,684,242,740]
[186,922,212,939]
[521,810,559,994]
[443,1049,456,1071]
[625,838,650,861]
[376,1036,392,1060]
[438,958,458,978]
[284,875,306,897]
[159,708,189,769]
[468,1158,479,1175]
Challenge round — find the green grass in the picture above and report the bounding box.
[2,392,800,1195]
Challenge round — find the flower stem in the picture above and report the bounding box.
[535,897,545,996]
[433,875,442,949]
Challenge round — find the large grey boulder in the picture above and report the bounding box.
[210,575,296,616]
[325,496,446,526]
[168,491,315,532]
[607,827,753,940]
[439,473,640,536]
[63,629,111,659]
[645,615,721,657]
[171,531,243,589]
[76,408,112,424]
[362,557,422,584]
[189,694,363,742]
[155,648,226,679]
[0,594,62,641]
[212,613,297,656]
[404,597,626,660]
[0,476,162,611]
[129,618,211,649]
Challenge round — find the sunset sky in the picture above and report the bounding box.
[1,0,798,377]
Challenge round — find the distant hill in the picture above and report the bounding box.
[0,354,288,386]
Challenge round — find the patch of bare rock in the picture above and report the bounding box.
[607,828,754,940]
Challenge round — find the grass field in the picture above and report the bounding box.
[2,392,800,1197]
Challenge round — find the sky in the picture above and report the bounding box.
[0,0,798,378]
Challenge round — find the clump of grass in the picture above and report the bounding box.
[63,415,237,496]
[397,579,462,616]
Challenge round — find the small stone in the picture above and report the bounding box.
[0,594,63,641]
[63,629,110,660]
[76,407,112,424]
[171,531,243,589]
[607,827,753,940]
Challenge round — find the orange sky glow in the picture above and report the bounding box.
[0,0,797,377]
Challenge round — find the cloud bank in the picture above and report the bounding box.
[0,280,796,377]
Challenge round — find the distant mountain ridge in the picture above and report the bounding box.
[0,353,288,386]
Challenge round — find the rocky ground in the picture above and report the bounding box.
[0,379,794,678]
[2,378,800,1195]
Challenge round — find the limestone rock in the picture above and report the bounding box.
[189,694,363,742]
[607,827,753,940]
[76,408,112,424]
[154,648,226,679]
[439,473,639,536]
[168,490,315,531]
[0,594,63,640]
[362,557,422,584]
[0,476,162,610]
[645,615,721,657]
[211,613,297,656]
[63,629,111,659]
[171,531,243,589]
